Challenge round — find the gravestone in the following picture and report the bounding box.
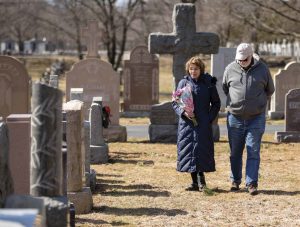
[211,47,236,110]
[89,97,109,163]
[69,88,96,191]
[63,100,93,214]
[0,120,14,207]
[149,3,219,88]
[0,209,39,227]
[30,83,63,197]
[149,102,178,143]
[49,74,59,88]
[66,21,126,142]
[148,3,219,142]
[81,20,101,58]
[6,114,31,195]
[30,82,68,227]
[211,47,236,141]
[70,88,84,101]
[275,88,300,142]
[0,56,30,118]
[123,45,159,112]
[269,62,300,119]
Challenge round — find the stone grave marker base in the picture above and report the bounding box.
[85,169,97,192]
[275,131,300,143]
[268,111,284,120]
[149,125,178,143]
[67,187,93,214]
[103,125,127,142]
[90,144,109,164]
[5,195,68,227]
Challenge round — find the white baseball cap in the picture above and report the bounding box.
[235,43,253,60]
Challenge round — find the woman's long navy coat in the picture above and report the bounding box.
[172,73,221,173]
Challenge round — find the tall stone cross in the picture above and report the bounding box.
[81,20,101,58]
[149,3,219,88]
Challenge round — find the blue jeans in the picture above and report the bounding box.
[227,112,265,186]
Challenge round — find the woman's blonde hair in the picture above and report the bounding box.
[185,56,205,75]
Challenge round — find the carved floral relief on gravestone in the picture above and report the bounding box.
[0,56,29,118]
[124,46,159,111]
[30,83,63,197]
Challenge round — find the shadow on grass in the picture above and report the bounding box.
[101,189,171,197]
[93,206,187,216]
[125,140,151,144]
[113,151,142,158]
[258,190,300,196]
[261,141,279,145]
[96,173,123,178]
[75,218,108,225]
[100,183,158,190]
[97,179,126,184]
[212,188,231,194]
[75,218,129,226]
[109,159,154,165]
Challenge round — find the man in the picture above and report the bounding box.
[222,43,275,195]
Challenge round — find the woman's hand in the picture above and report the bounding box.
[183,111,195,120]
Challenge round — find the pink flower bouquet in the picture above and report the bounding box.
[172,84,198,126]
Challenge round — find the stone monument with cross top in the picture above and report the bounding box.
[149,3,219,88]
[81,20,101,58]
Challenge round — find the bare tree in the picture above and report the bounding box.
[79,0,147,70]
[232,0,300,40]
[28,0,89,59]
[0,0,45,53]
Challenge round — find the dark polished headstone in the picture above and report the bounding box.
[123,45,159,112]
[150,102,178,125]
[30,82,63,197]
[275,88,300,143]
[149,102,178,143]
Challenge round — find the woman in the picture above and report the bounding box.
[172,56,220,191]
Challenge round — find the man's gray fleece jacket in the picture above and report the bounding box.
[222,55,275,119]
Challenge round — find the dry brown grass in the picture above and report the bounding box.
[120,117,150,125]
[76,134,300,227]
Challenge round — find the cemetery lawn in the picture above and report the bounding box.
[76,134,300,227]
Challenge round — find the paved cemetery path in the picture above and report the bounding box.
[126,124,285,139]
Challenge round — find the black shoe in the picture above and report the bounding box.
[185,183,199,191]
[230,182,240,191]
[247,184,258,195]
[197,173,206,191]
[198,183,206,192]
